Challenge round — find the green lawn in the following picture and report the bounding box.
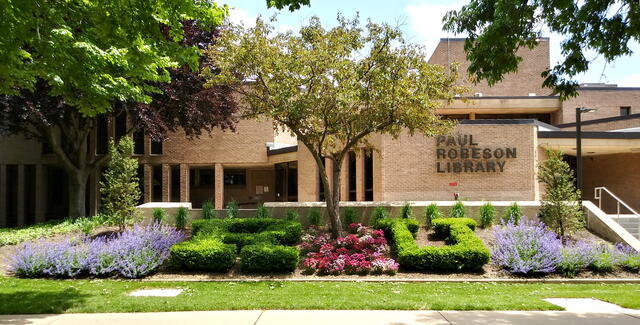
[1,277,639,314]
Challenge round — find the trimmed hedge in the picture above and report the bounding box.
[240,244,299,273]
[170,238,236,272]
[177,218,302,273]
[377,217,489,272]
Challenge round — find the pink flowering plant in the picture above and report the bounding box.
[300,223,399,275]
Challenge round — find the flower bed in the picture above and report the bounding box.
[9,222,184,279]
[491,217,640,276]
[376,217,490,272]
[300,223,399,275]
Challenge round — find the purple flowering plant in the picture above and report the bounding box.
[491,217,562,274]
[9,222,184,279]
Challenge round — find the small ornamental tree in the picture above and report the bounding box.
[207,16,464,237]
[538,149,584,239]
[100,138,141,231]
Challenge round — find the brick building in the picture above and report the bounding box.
[1,38,639,226]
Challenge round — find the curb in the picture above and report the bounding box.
[140,277,640,284]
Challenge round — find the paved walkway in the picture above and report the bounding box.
[1,309,640,325]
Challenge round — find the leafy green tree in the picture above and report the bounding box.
[538,149,584,239]
[0,2,233,218]
[443,0,640,99]
[100,138,141,231]
[267,0,310,11]
[207,16,464,237]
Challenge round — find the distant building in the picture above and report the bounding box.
[1,38,639,226]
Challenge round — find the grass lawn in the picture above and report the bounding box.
[1,277,640,314]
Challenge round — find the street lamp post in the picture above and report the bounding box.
[575,107,597,201]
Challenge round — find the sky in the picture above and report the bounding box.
[223,0,640,87]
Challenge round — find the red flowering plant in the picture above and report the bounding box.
[300,223,399,275]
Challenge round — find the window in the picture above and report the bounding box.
[621,106,631,116]
[151,139,163,155]
[152,165,162,202]
[224,169,246,186]
[133,129,145,155]
[96,116,108,155]
[115,113,127,140]
[348,151,356,201]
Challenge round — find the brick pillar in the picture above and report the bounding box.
[162,164,170,202]
[180,164,189,202]
[16,165,25,226]
[143,164,152,202]
[0,165,6,227]
[356,149,365,201]
[340,156,349,201]
[214,163,224,209]
[35,164,46,222]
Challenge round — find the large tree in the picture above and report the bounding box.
[443,0,640,99]
[206,16,464,237]
[0,1,237,218]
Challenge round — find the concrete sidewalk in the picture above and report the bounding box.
[1,310,640,325]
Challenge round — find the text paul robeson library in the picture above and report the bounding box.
[435,134,517,173]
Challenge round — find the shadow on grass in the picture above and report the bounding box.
[0,288,89,315]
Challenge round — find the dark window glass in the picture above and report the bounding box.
[171,165,180,202]
[151,140,163,155]
[224,169,246,186]
[621,106,631,116]
[287,161,298,200]
[364,150,373,201]
[152,165,162,202]
[5,165,18,227]
[115,113,127,140]
[24,165,36,225]
[348,151,357,201]
[46,166,68,220]
[133,129,145,155]
[42,142,53,155]
[96,116,109,155]
[475,113,551,124]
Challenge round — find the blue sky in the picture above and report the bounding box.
[224,0,640,87]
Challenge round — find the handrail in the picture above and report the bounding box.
[594,186,640,238]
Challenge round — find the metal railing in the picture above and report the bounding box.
[594,186,640,238]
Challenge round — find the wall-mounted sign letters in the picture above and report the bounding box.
[435,134,517,173]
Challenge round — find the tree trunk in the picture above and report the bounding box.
[67,170,88,218]
[325,159,344,238]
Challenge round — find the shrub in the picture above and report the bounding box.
[202,200,216,220]
[170,238,236,272]
[400,203,412,219]
[256,203,270,218]
[538,149,584,238]
[619,244,640,272]
[240,244,299,273]
[491,218,562,274]
[226,200,239,218]
[556,241,596,277]
[450,201,466,218]
[308,208,322,227]
[502,202,523,224]
[370,206,389,229]
[479,203,495,228]
[285,209,300,222]
[424,203,440,229]
[378,217,489,272]
[343,207,359,226]
[99,137,141,231]
[10,223,184,279]
[175,207,189,230]
[589,243,623,273]
[152,208,167,224]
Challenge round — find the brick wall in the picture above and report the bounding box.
[428,38,552,96]
[559,89,640,124]
[583,152,640,212]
